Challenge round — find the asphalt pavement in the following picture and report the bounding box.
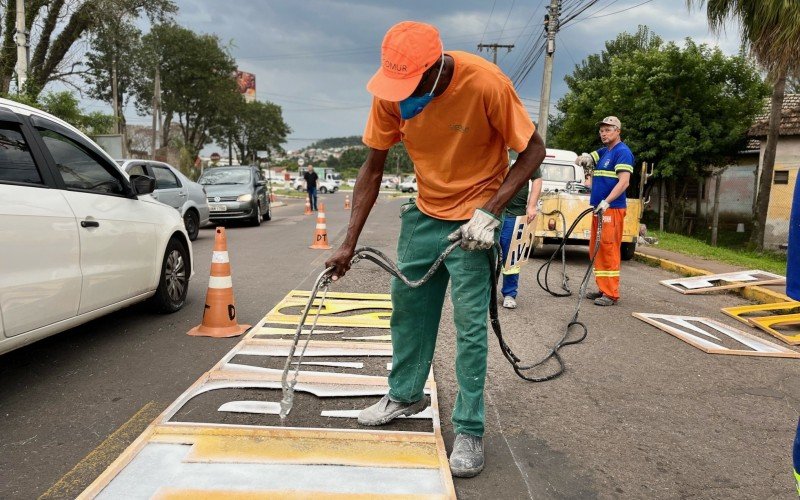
[1,193,798,499]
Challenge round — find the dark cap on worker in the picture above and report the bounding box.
[596,116,622,129]
[366,21,443,102]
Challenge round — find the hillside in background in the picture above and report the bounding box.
[307,136,363,150]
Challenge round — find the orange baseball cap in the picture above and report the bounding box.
[367,21,443,102]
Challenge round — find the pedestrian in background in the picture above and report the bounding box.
[499,161,543,309]
[303,164,319,211]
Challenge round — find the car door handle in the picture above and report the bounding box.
[80,220,100,228]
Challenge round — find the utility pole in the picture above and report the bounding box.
[537,0,561,145]
[14,0,28,92]
[477,43,514,65]
[111,56,120,134]
[150,67,160,160]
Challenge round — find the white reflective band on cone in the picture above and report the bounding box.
[316,224,326,229]
[208,275,233,289]
[212,251,230,263]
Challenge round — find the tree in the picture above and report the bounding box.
[553,35,768,231]
[82,12,144,136]
[386,143,413,176]
[563,25,663,92]
[337,146,370,178]
[3,90,114,135]
[212,99,291,164]
[689,1,800,249]
[133,23,239,173]
[0,0,174,97]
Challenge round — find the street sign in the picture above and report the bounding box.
[298,158,305,166]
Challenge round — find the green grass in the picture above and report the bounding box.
[651,230,787,275]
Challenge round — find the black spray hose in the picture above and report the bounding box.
[487,207,602,382]
[350,207,601,383]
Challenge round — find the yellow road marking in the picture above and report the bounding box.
[39,401,162,500]
[179,433,439,468]
[290,290,391,300]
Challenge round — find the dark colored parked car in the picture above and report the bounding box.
[198,166,270,226]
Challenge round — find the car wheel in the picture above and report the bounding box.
[621,241,637,261]
[320,186,328,194]
[262,203,272,221]
[183,210,200,241]
[150,238,189,313]
[250,203,262,226]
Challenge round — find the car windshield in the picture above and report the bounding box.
[199,168,251,185]
[540,162,576,182]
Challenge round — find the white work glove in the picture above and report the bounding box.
[594,199,610,214]
[448,209,501,251]
[576,152,595,169]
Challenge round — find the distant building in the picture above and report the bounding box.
[748,93,800,249]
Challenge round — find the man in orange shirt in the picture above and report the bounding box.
[326,21,545,478]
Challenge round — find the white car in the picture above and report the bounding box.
[399,176,417,193]
[0,98,193,356]
[293,177,339,193]
[118,159,210,241]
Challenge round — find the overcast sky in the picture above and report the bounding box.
[113,0,742,153]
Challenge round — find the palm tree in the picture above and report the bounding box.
[689,1,800,250]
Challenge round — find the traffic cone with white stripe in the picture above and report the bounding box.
[304,197,312,215]
[310,203,332,250]
[344,194,351,210]
[188,227,250,338]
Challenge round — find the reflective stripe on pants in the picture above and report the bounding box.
[589,208,625,301]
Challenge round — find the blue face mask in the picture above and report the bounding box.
[399,54,444,120]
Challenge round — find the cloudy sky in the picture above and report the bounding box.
[115,0,742,153]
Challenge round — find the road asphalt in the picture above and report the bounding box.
[1,194,797,499]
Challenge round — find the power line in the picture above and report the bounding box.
[563,0,657,27]
[480,0,499,46]
[498,0,517,41]
[560,0,604,26]
[236,24,545,62]
[558,34,578,66]
[499,0,544,65]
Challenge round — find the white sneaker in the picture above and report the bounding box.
[502,296,517,309]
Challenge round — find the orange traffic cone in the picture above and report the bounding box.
[304,197,312,215]
[269,189,276,203]
[188,227,250,338]
[344,194,351,210]
[310,203,332,250]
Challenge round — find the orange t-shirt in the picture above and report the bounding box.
[363,50,535,220]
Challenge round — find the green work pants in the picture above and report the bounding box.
[388,202,496,437]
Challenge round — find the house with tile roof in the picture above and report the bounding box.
[748,93,800,249]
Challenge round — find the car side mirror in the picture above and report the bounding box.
[130,174,156,195]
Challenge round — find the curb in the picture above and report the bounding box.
[633,251,792,305]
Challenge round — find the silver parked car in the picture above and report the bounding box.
[198,165,270,226]
[118,160,210,240]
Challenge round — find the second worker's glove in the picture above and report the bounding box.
[448,209,501,251]
[576,152,595,169]
[594,199,610,214]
